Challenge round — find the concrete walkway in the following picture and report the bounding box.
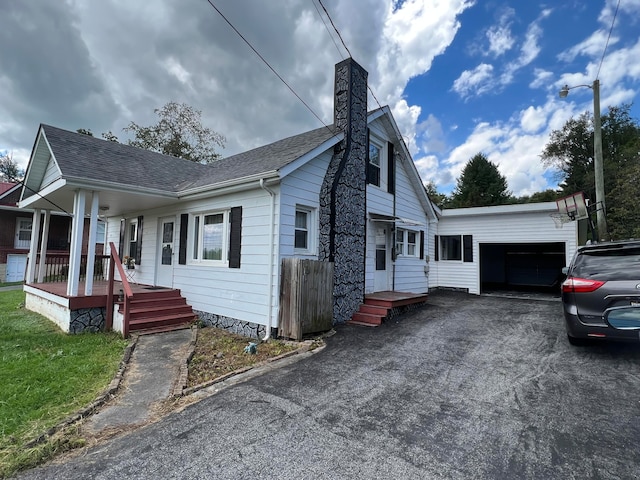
[0,284,24,292]
[82,328,193,435]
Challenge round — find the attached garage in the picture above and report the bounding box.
[479,242,566,292]
[429,202,579,295]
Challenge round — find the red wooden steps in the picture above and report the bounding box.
[118,288,197,334]
[348,291,429,327]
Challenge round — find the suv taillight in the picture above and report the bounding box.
[562,277,606,293]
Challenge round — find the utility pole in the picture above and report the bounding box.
[592,79,608,241]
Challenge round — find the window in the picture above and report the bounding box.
[128,221,138,257]
[192,212,227,262]
[396,229,419,258]
[368,141,381,187]
[96,220,106,244]
[294,206,315,253]
[186,208,242,267]
[15,217,32,249]
[440,235,462,261]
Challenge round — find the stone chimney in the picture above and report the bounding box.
[319,58,368,324]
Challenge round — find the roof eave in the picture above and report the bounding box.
[179,171,280,199]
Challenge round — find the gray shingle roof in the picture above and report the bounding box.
[42,125,210,192]
[184,125,339,190]
[41,123,340,194]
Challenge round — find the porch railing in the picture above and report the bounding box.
[106,242,133,337]
[33,253,110,283]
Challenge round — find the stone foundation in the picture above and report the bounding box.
[195,310,267,339]
[70,307,106,333]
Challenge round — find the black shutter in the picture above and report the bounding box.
[118,219,125,259]
[228,206,242,269]
[420,230,425,259]
[387,142,395,194]
[434,235,439,261]
[179,214,188,265]
[463,235,473,262]
[135,216,143,265]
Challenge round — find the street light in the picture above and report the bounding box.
[559,79,607,241]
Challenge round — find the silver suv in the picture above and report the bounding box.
[562,240,640,345]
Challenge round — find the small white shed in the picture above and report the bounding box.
[429,202,579,295]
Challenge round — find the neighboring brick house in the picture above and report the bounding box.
[1,182,103,282]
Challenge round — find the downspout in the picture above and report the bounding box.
[260,178,276,341]
[392,152,397,292]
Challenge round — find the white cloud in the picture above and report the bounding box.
[451,63,494,99]
[530,68,554,89]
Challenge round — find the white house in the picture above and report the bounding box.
[18,58,436,337]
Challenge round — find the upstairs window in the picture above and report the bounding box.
[368,141,381,187]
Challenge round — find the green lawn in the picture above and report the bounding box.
[0,290,128,477]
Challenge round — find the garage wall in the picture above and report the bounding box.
[430,203,578,294]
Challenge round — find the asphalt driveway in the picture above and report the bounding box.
[16,291,640,479]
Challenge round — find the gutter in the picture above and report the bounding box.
[260,178,277,341]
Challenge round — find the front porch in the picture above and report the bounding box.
[25,272,196,336]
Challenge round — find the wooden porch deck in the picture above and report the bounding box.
[350,291,429,327]
[25,281,173,310]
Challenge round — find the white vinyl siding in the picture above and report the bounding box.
[106,187,279,327]
[365,117,430,294]
[431,205,578,294]
[279,150,330,259]
[41,155,61,189]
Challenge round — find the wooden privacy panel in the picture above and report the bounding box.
[279,258,334,340]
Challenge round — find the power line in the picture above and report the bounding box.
[204,0,335,133]
[311,0,344,58]
[596,0,620,80]
[315,0,384,110]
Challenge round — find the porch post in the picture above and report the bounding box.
[26,209,42,284]
[67,190,86,296]
[84,192,99,296]
[36,210,51,283]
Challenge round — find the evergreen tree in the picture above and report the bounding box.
[449,153,511,207]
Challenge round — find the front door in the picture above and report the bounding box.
[156,217,175,287]
[374,225,391,292]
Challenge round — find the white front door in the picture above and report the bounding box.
[156,217,175,287]
[374,225,391,292]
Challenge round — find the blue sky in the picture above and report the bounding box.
[1,0,638,197]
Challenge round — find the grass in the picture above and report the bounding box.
[0,290,317,477]
[0,290,128,478]
[187,327,300,387]
[0,281,23,288]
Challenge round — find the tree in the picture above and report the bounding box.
[424,181,448,208]
[513,189,561,204]
[449,153,511,207]
[124,102,225,164]
[101,131,119,142]
[541,103,640,238]
[76,128,94,136]
[0,152,23,182]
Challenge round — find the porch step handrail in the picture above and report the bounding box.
[106,242,134,337]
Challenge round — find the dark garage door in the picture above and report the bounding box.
[480,243,566,293]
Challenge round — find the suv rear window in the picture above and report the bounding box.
[572,247,640,281]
